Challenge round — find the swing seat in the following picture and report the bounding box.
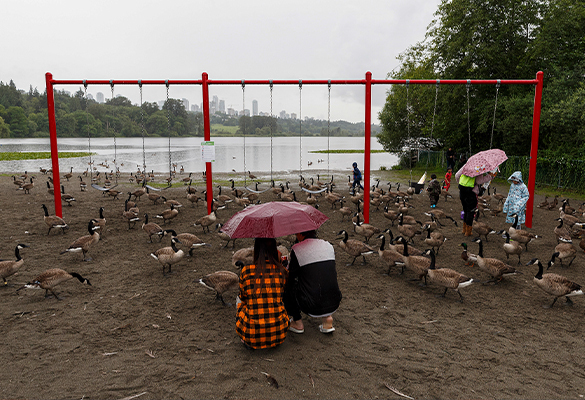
[91,184,119,192]
[409,181,424,194]
[144,184,169,192]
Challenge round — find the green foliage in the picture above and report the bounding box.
[379,0,585,161]
[0,151,92,161]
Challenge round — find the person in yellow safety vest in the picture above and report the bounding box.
[455,169,497,236]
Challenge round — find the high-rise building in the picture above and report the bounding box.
[96,92,104,104]
[242,109,250,116]
[219,100,225,113]
[279,110,287,119]
[290,113,297,120]
[227,108,236,116]
[252,100,258,116]
[191,104,200,112]
[181,98,189,111]
[213,95,219,110]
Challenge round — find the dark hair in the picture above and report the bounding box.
[431,174,437,179]
[352,162,357,167]
[299,229,317,239]
[252,238,286,290]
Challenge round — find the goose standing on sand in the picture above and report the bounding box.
[398,237,430,284]
[199,271,239,306]
[0,244,29,286]
[95,207,106,236]
[509,213,540,250]
[61,185,76,206]
[337,230,375,266]
[423,248,474,302]
[142,213,164,243]
[472,238,522,284]
[16,268,91,300]
[375,234,404,275]
[41,204,69,234]
[194,211,218,233]
[18,177,35,194]
[60,219,100,261]
[497,230,523,264]
[156,204,179,225]
[163,229,210,257]
[527,258,583,308]
[215,223,237,249]
[150,237,184,275]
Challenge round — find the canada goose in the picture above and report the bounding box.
[550,241,577,268]
[472,238,522,284]
[194,210,218,233]
[491,187,505,204]
[156,204,179,225]
[509,214,540,250]
[395,183,408,198]
[423,209,457,226]
[229,179,244,198]
[142,213,164,243]
[163,229,210,256]
[63,166,73,181]
[18,177,35,194]
[375,234,404,275]
[306,192,318,206]
[78,176,87,191]
[554,218,573,243]
[187,191,202,207]
[383,206,400,226]
[398,212,422,227]
[95,207,106,236]
[459,242,476,267]
[422,224,446,254]
[351,202,365,224]
[560,201,582,227]
[423,248,474,302]
[104,187,122,200]
[527,258,583,308]
[497,230,523,264]
[489,202,504,217]
[337,230,375,266]
[122,200,140,229]
[233,195,251,208]
[279,191,296,202]
[60,219,100,261]
[561,199,575,215]
[248,171,257,180]
[232,246,254,267]
[383,229,423,256]
[130,183,147,201]
[146,187,162,205]
[186,180,198,194]
[397,213,420,244]
[0,244,29,285]
[46,181,54,195]
[537,196,549,208]
[338,199,353,221]
[324,189,343,209]
[16,268,91,300]
[13,175,24,187]
[216,185,233,205]
[353,215,381,244]
[398,237,430,284]
[546,195,559,210]
[471,209,495,242]
[60,185,76,206]
[182,172,193,183]
[150,237,184,275]
[215,223,237,248]
[199,270,239,306]
[40,204,69,235]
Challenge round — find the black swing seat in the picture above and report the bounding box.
[91,184,119,192]
[144,184,170,192]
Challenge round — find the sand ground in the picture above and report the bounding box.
[1,170,585,399]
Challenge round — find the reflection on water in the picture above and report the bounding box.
[0,137,398,176]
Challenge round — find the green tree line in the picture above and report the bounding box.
[0,81,378,139]
[377,0,585,160]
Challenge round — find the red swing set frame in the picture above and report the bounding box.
[45,71,543,227]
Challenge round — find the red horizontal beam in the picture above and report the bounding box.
[48,78,539,86]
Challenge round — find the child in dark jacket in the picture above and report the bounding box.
[426,174,442,208]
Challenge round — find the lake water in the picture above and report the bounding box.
[0,136,399,176]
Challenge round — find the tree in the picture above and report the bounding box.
[0,116,10,138]
[6,106,28,137]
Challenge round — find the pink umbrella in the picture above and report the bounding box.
[459,149,507,177]
[220,201,329,238]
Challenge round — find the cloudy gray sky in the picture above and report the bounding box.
[2,0,441,123]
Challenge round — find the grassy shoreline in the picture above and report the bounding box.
[0,151,93,161]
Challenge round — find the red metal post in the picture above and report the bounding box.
[525,71,544,228]
[202,72,213,215]
[363,72,372,223]
[45,72,63,218]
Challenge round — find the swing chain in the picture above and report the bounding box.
[490,80,501,149]
[270,80,273,183]
[466,80,471,155]
[84,83,93,182]
[139,81,146,174]
[166,80,172,183]
[327,80,331,176]
[242,81,246,186]
[299,80,303,175]
[406,80,411,171]
[110,81,118,183]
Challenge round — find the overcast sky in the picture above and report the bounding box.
[1,0,441,124]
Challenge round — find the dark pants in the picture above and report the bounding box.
[459,184,477,226]
[352,179,364,192]
[429,194,439,206]
[284,283,302,321]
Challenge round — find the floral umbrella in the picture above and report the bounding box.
[459,149,507,177]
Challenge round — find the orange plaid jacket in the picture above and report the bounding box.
[236,263,289,349]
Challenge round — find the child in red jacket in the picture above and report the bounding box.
[443,168,452,192]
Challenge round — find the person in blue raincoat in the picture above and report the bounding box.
[502,171,530,228]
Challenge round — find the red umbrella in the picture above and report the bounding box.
[459,149,507,177]
[220,201,329,238]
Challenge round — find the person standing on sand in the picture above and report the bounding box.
[502,171,529,229]
[285,229,342,334]
[446,148,456,170]
[426,174,442,208]
[236,238,289,350]
[455,168,496,236]
[351,162,364,193]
